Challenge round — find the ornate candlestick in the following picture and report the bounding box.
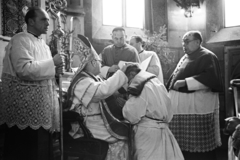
[66,16,73,72]
[48,1,67,160]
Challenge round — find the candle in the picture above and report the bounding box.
[69,17,73,51]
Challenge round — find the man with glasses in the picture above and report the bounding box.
[166,31,223,160]
[67,34,130,159]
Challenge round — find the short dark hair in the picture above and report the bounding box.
[25,6,42,24]
[187,31,203,44]
[192,31,203,44]
[125,64,141,77]
[112,27,125,33]
[131,35,146,47]
[131,35,143,43]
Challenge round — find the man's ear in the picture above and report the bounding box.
[197,39,201,45]
[90,60,95,66]
[28,18,34,26]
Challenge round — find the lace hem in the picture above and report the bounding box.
[1,122,52,131]
[0,73,60,131]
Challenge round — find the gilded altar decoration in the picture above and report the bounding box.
[1,0,38,37]
[46,0,67,24]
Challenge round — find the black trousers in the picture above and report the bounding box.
[182,149,217,160]
[3,125,54,160]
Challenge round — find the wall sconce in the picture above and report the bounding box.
[174,0,203,18]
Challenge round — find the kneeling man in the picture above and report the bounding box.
[123,64,184,160]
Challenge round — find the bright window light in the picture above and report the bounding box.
[102,0,144,29]
[225,0,240,27]
[126,0,144,28]
[102,0,122,26]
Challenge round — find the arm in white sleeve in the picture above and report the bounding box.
[73,70,128,107]
[92,70,128,102]
[123,95,147,124]
[99,52,109,79]
[10,36,55,81]
[100,66,110,79]
[185,77,209,91]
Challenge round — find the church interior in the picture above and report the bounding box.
[0,0,240,159]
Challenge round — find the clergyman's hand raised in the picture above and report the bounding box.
[108,65,120,73]
[121,63,133,73]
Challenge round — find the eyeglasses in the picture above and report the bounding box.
[182,39,196,45]
[94,59,102,63]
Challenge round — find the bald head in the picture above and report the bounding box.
[25,7,50,36]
